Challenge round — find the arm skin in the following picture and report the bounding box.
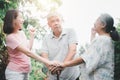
[29,34,34,50]
[49,57,84,74]
[40,53,49,67]
[41,43,77,67]
[63,43,77,62]
[28,28,35,50]
[63,57,84,67]
[12,44,51,65]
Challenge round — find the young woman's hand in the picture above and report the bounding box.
[28,25,36,37]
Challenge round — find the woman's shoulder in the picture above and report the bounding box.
[6,30,24,39]
[98,35,111,41]
[6,33,14,39]
[93,35,112,45]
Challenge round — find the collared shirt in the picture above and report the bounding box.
[41,28,80,80]
[80,36,114,80]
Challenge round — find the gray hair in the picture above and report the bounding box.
[99,13,120,41]
[47,12,63,21]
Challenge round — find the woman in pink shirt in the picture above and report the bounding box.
[3,9,52,80]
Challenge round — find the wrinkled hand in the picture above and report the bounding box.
[48,61,64,75]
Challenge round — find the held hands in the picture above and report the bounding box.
[48,61,65,75]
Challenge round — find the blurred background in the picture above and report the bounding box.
[0,0,120,80]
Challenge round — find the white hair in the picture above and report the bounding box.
[47,11,63,21]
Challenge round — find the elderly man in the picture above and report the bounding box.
[40,12,80,80]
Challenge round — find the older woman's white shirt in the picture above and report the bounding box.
[80,36,114,80]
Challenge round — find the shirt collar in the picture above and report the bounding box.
[50,28,67,39]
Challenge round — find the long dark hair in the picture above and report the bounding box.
[3,9,19,34]
[99,13,120,41]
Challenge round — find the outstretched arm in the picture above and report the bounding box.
[13,44,51,65]
[63,57,84,67]
[49,57,84,74]
[40,52,49,68]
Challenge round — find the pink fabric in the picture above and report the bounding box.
[6,31,31,73]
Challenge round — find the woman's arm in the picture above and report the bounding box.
[28,27,35,50]
[49,57,84,74]
[15,44,50,65]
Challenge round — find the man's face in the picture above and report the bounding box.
[48,16,62,32]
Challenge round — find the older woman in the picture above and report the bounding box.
[51,13,120,80]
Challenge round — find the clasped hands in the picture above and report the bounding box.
[48,61,65,75]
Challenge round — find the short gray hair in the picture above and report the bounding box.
[47,11,63,21]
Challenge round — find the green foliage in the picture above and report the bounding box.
[117,19,120,34]
[114,19,120,80]
[0,0,19,21]
[30,59,47,80]
[23,17,47,40]
[114,41,120,80]
[0,31,8,80]
[0,0,19,79]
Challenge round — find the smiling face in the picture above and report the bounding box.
[13,12,24,31]
[94,13,115,35]
[3,10,24,34]
[93,18,105,34]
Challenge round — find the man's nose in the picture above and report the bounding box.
[54,21,59,25]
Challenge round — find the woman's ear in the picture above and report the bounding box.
[100,22,106,31]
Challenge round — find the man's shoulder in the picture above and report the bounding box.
[63,28,75,33]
